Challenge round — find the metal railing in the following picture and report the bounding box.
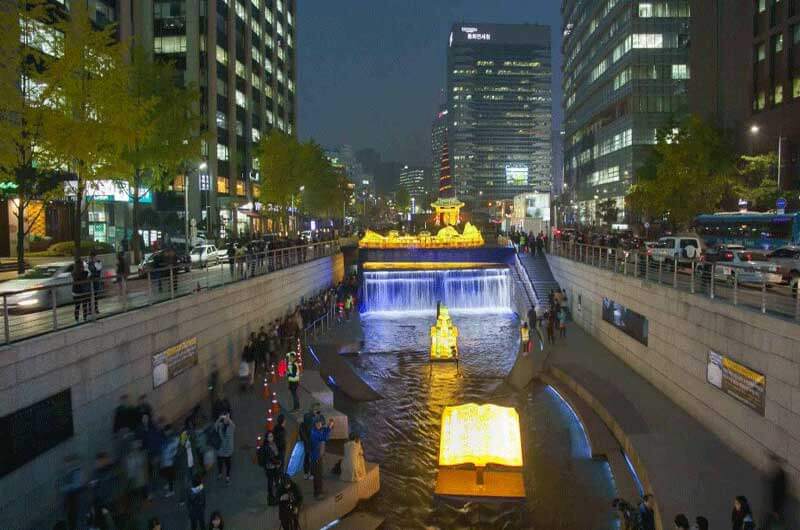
[550,240,800,322]
[301,300,340,345]
[0,240,341,344]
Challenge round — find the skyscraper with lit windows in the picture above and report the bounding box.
[118,0,297,236]
[562,0,690,224]
[447,23,552,204]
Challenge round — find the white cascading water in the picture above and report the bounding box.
[362,268,512,314]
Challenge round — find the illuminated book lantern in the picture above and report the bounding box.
[357,223,483,249]
[430,303,459,361]
[435,403,525,500]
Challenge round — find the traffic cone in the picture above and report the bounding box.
[271,364,277,384]
[266,411,274,432]
[262,379,270,400]
[271,391,280,415]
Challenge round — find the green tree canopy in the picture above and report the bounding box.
[627,115,737,230]
[395,188,411,213]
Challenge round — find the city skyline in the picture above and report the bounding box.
[296,1,562,166]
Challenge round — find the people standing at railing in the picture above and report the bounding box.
[287,352,301,411]
[72,259,90,322]
[88,250,103,314]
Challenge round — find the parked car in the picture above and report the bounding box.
[137,250,191,278]
[0,261,112,313]
[189,244,221,268]
[702,249,783,285]
[767,245,800,284]
[650,235,706,264]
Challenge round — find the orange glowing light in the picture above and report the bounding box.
[430,304,459,361]
[438,404,523,468]
[358,222,484,249]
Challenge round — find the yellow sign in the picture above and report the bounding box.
[438,403,523,467]
[358,222,484,249]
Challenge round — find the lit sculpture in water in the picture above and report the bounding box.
[435,403,525,500]
[358,222,484,249]
[430,303,459,361]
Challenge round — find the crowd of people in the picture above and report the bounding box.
[50,274,363,530]
[520,288,569,352]
[505,229,550,256]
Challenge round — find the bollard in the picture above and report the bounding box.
[634,252,639,278]
[673,258,678,288]
[147,271,153,303]
[51,288,58,330]
[3,295,9,344]
[710,264,716,299]
[658,259,663,284]
[271,392,280,415]
[89,281,96,321]
[733,272,738,306]
[761,278,767,314]
[795,280,799,321]
[690,261,695,294]
[169,268,175,299]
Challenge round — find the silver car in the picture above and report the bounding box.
[0,262,76,312]
[710,250,783,285]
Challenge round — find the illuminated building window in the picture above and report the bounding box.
[773,34,784,54]
[235,90,246,108]
[265,9,273,25]
[793,77,800,98]
[638,3,653,17]
[216,45,228,65]
[277,0,284,13]
[251,0,261,8]
[632,33,663,48]
[154,35,186,54]
[216,111,227,129]
[217,143,229,161]
[217,78,227,96]
[774,84,783,105]
[235,1,246,20]
[251,73,262,90]
[235,60,246,79]
[20,18,62,57]
[236,180,245,196]
[755,43,766,62]
[252,127,260,142]
[252,22,262,38]
[671,64,689,79]
[217,176,230,194]
[252,46,262,65]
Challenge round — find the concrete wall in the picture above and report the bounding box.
[547,255,800,495]
[0,254,344,530]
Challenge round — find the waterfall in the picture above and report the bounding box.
[362,268,512,314]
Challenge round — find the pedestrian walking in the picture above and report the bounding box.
[115,251,127,299]
[639,494,655,530]
[732,495,756,530]
[287,353,301,411]
[273,414,287,469]
[558,305,568,338]
[208,510,225,529]
[546,310,556,344]
[766,453,788,528]
[311,418,334,499]
[674,514,689,530]
[243,335,256,386]
[215,413,235,484]
[187,476,206,530]
[262,431,282,505]
[277,473,302,530]
[520,322,531,354]
[160,426,179,497]
[58,455,83,530]
[344,294,353,320]
[695,516,709,530]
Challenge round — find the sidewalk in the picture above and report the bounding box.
[543,324,783,529]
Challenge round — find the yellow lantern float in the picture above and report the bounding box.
[434,403,525,500]
[430,304,459,362]
[357,222,484,249]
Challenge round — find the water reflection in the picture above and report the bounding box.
[335,313,617,529]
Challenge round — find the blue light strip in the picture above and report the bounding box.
[307,344,320,365]
[622,450,645,497]
[546,385,592,458]
[319,518,341,529]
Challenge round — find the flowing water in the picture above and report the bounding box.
[362,268,512,314]
[335,311,618,530]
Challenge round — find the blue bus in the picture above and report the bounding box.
[693,212,800,250]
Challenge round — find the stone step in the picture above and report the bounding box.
[333,511,385,530]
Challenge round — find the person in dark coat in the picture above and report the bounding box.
[72,259,90,322]
[639,494,655,530]
[732,495,756,530]
[262,431,282,505]
[187,476,206,530]
[272,414,287,468]
[277,473,302,530]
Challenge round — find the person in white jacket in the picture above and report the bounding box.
[341,432,366,482]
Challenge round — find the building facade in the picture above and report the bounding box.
[118,0,297,239]
[447,23,552,204]
[690,0,800,190]
[398,165,428,212]
[562,0,690,224]
[431,103,448,196]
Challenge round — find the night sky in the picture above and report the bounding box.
[296,1,562,166]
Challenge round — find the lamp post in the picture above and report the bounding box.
[750,124,785,189]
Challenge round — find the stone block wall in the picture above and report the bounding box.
[548,255,800,496]
[0,253,344,529]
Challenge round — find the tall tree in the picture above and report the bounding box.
[395,188,411,213]
[627,116,737,230]
[34,1,146,261]
[733,153,783,212]
[0,0,62,272]
[120,46,202,262]
[255,131,301,231]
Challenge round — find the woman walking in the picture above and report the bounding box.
[262,431,282,505]
[732,496,756,530]
[215,413,235,484]
[558,305,568,338]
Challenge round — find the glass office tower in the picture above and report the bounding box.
[562,0,690,224]
[447,23,552,204]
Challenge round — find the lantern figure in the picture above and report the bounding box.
[435,403,525,500]
[430,304,458,362]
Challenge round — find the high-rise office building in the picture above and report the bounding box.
[431,103,448,195]
[447,23,552,203]
[562,1,690,224]
[118,0,297,237]
[399,165,428,212]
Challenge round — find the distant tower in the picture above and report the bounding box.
[431,138,464,226]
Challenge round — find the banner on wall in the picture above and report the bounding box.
[601,297,648,345]
[706,350,766,416]
[152,337,198,388]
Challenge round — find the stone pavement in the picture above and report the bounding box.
[542,323,798,529]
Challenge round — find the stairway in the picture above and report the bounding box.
[518,252,561,310]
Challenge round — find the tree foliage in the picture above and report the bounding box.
[627,115,737,230]
[395,188,410,213]
[33,1,149,260]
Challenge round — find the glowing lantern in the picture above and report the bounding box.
[430,304,459,361]
[438,404,523,467]
[435,403,525,499]
[357,222,484,249]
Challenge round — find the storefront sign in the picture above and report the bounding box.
[152,337,198,388]
[706,350,766,416]
[602,297,648,345]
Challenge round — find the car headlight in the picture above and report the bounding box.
[18,297,41,306]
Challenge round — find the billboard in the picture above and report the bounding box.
[602,297,648,346]
[152,337,199,388]
[707,350,766,416]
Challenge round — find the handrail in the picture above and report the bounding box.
[0,240,342,345]
[513,253,538,307]
[550,240,800,322]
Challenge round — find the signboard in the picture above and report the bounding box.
[777,197,787,215]
[707,350,766,416]
[65,180,153,204]
[1,389,73,477]
[152,337,199,388]
[602,297,648,346]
